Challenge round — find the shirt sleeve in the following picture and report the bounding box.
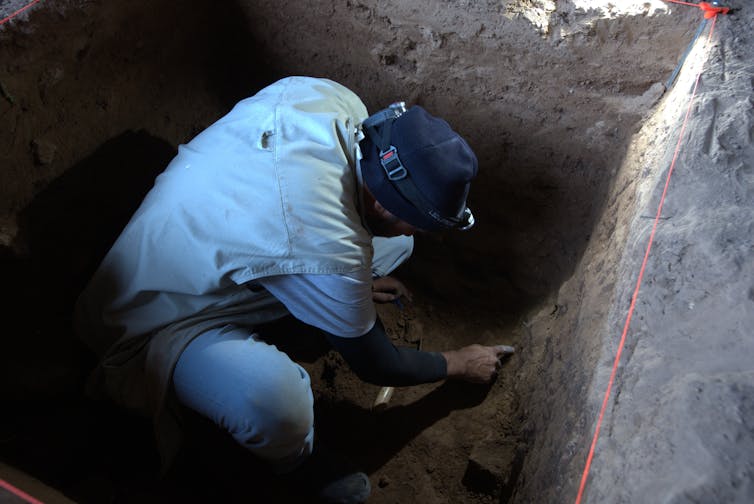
[324,316,448,386]
[258,271,376,338]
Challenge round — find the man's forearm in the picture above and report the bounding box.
[325,317,447,386]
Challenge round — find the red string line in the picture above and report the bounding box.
[573,13,719,504]
[0,478,46,504]
[665,0,701,6]
[665,0,732,19]
[0,0,44,27]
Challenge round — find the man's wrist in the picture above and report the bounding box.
[441,350,461,378]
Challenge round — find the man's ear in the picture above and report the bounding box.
[372,198,392,219]
[363,185,388,219]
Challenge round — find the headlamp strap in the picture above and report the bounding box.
[379,144,467,229]
[362,102,405,152]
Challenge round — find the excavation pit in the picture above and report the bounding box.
[1,1,753,503]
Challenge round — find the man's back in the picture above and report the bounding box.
[76,76,371,353]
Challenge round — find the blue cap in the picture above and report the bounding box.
[360,106,478,231]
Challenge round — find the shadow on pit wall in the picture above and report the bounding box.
[0,131,176,503]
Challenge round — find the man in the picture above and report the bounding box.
[76,76,512,503]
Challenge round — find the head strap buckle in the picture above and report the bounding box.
[379,146,407,181]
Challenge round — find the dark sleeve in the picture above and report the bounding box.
[324,316,447,386]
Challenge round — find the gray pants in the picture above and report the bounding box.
[172,236,413,472]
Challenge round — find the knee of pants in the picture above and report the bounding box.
[173,327,315,463]
[230,359,314,451]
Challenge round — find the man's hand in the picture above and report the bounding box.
[441,344,515,383]
[372,276,413,304]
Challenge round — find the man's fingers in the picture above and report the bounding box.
[374,276,413,301]
[372,292,397,303]
[494,344,516,356]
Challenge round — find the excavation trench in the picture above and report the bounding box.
[3,1,746,503]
